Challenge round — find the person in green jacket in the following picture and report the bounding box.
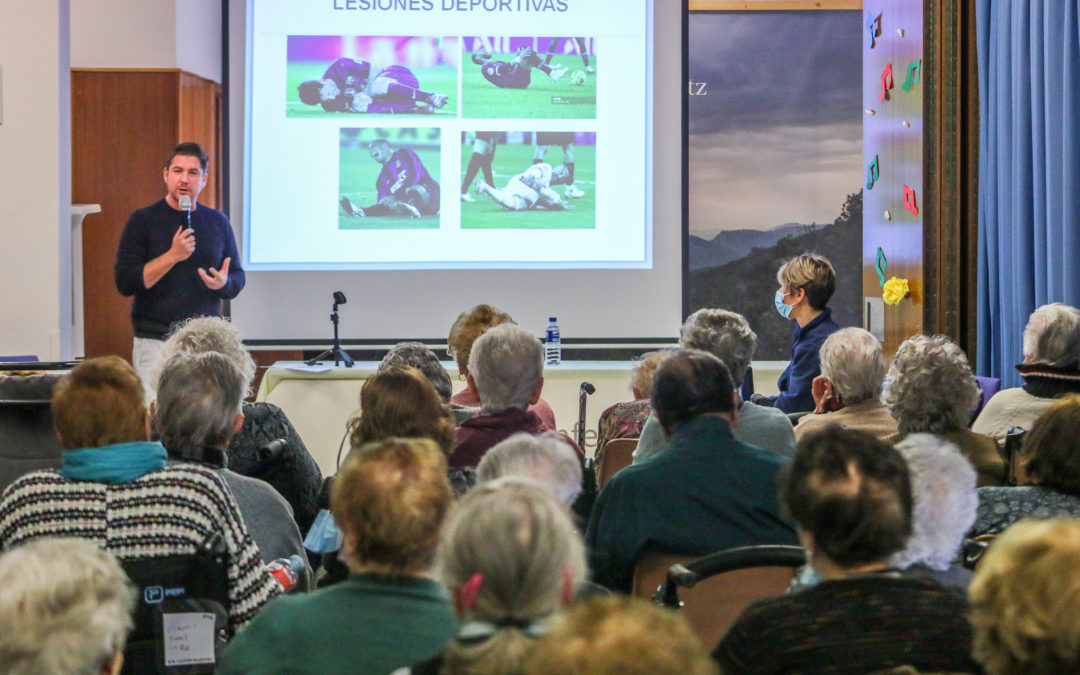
[218,438,458,674]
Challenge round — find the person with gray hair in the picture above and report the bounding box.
[155,316,323,535]
[380,341,479,425]
[634,309,796,464]
[892,433,978,590]
[155,350,311,590]
[0,538,135,675]
[476,431,583,505]
[882,334,1005,486]
[397,477,586,675]
[793,327,899,440]
[974,302,1080,445]
[450,323,582,467]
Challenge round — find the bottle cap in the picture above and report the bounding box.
[549,316,557,322]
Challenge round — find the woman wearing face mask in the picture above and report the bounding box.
[750,253,839,413]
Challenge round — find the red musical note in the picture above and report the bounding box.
[879,63,893,101]
[903,185,919,216]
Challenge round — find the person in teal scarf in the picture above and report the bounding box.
[0,356,279,642]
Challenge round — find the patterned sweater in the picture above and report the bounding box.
[0,464,279,631]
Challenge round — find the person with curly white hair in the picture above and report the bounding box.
[882,335,1005,486]
[892,433,978,590]
[973,302,1080,445]
[0,538,136,675]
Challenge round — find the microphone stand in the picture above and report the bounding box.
[306,299,354,367]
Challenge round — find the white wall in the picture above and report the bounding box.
[0,0,71,361]
[70,0,221,82]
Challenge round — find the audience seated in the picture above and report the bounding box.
[634,309,796,464]
[793,327,899,440]
[0,537,136,675]
[153,316,322,535]
[350,364,471,495]
[0,357,278,632]
[712,425,979,674]
[882,334,1006,486]
[381,341,479,425]
[891,433,978,590]
[750,252,839,413]
[973,303,1080,445]
[972,394,1080,536]
[448,304,557,428]
[587,349,797,592]
[969,518,1080,674]
[400,477,585,674]
[219,438,458,674]
[476,431,582,505]
[524,596,718,675]
[595,349,671,452]
[451,323,582,467]
[155,351,310,591]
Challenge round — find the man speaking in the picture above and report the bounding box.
[115,142,244,392]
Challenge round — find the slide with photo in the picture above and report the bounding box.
[244,0,650,270]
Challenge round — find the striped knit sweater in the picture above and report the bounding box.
[0,463,279,631]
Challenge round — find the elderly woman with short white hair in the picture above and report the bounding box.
[973,302,1080,445]
[892,433,978,590]
[882,334,1005,486]
[793,327,898,440]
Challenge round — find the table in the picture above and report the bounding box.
[256,360,785,477]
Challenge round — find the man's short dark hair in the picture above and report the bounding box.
[782,425,913,568]
[298,80,323,105]
[650,349,735,433]
[165,142,209,172]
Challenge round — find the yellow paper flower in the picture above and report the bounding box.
[882,277,910,305]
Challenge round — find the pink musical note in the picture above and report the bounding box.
[903,185,919,215]
[879,64,893,101]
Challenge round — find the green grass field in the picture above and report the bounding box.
[338,139,440,231]
[461,55,597,119]
[460,142,595,230]
[285,62,458,118]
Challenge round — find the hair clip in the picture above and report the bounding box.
[460,572,483,609]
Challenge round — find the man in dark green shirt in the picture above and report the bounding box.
[585,349,798,592]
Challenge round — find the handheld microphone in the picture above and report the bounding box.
[178,194,192,228]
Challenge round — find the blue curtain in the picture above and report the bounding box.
[976,1,1080,387]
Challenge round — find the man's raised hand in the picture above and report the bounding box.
[199,257,231,290]
[170,225,196,261]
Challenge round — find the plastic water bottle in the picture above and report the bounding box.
[267,554,306,592]
[545,317,562,365]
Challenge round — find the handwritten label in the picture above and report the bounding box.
[163,613,216,667]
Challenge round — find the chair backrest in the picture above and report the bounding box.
[596,437,637,489]
[120,532,232,675]
[0,371,66,493]
[633,546,805,648]
[972,376,1003,421]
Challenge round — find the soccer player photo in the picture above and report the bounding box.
[460,131,595,230]
[461,37,597,119]
[338,128,441,231]
[287,36,458,118]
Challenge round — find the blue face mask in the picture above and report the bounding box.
[774,290,793,319]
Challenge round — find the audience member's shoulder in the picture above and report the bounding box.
[144,462,232,493]
[1,469,68,498]
[222,470,295,513]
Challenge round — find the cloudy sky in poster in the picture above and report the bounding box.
[689,11,862,239]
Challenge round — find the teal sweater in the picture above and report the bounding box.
[218,573,457,674]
